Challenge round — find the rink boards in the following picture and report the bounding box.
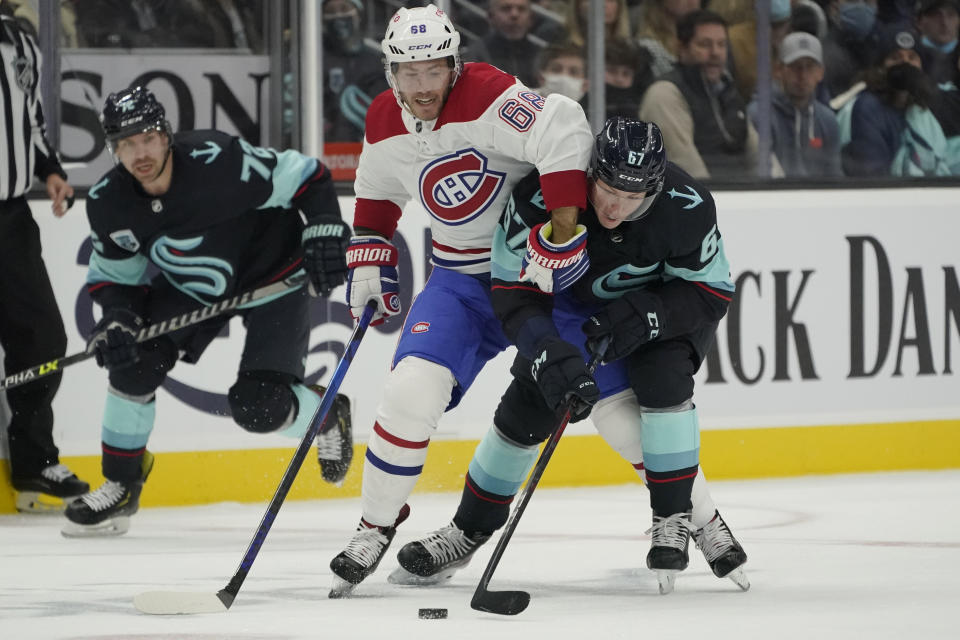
[1,187,959,512]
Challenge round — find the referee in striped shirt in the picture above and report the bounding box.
[1,4,88,510]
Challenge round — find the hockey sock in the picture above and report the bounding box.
[101,388,156,481]
[361,421,429,526]
[453,426,538,532]
[275,384,321,438]
[641,407,700,516]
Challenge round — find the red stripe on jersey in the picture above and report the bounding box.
[102,444,146,457]
[539,169,587,211]
[693,281,732,302]
[373,422,429,449]
[268,258,303,282]
[432,239,489,255]
[435,63,519,129]
[293,163,328,198]
[354,198,403,238]
[362,90,407,144]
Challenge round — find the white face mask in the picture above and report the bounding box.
[541,73,585,101]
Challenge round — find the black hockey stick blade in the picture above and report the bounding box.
[0,273,306,391]
[470,588,531,616]
[470,336,609,616]
[133,302,377,615]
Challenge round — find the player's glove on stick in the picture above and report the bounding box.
[519,222,589,293]
[582,291,663,363]
[530,339,599,422]
[302,216,351,297]
[86,308,143,370]
[346,236,401,326]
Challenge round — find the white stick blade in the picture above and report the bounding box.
[133,591,227,615]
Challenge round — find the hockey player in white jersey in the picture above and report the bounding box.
[329,4,594,596]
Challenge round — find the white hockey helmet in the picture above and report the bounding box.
[381,4,463,88]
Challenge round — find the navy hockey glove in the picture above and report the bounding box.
[582,291,663,363]
[520,222,590,293]
[345,236,401,326]
[302,217,351,297]
[86,308,143,370]
[530,339,599,422]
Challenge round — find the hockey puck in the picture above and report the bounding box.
[418,608,448,619]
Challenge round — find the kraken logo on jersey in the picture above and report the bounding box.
[150,236,234,301]
[109,229,141,253]
[592,263,661,299]
[419,148,506,226]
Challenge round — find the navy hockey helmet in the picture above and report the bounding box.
[100,86,172,148]
[590,117,666,221]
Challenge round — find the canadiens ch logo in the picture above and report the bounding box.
[419,149,506,226]
[411,321,430,334]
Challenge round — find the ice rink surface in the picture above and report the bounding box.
[1,470,957,640]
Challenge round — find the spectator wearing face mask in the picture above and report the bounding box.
[823,0,882,97]
[840,28,956,175]
[580,38,654,119]
[322,0,388,143]
[749,32,843,177]
[916,0,960,84]
[534,42,588,101]
[727,0,794,101]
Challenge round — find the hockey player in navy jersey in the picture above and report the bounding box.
[393,117,749,595]
[62,86,353,537]
[328,4,595,595]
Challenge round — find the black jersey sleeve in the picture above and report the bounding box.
[640,172,734,338]
[491,169,562,359]
[84,173,151,313]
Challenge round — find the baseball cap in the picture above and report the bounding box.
[779,31,823,65]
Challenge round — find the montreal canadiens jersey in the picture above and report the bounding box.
[491,162,735,356]
[352,62,593,274]
[85,129,325,307]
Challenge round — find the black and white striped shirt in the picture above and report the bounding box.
[0,13,64,201]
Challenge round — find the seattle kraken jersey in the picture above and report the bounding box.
[491,162,735,357]
[85,129,334,309]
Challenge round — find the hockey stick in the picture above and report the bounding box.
[0,273,307,391]
[132,301,377,615]
[471,336,610,616]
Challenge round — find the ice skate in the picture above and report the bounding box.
[693,510,750,591]
[329,504,410,597]
[389,522,491,585]
[311,385,353,486]
[61,451,154,538]
[12,463,89,513]
[646,511,693,595]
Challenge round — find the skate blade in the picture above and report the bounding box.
[15,492,74,514]
[655,569,678,595]
[387,565,457,586]
[328,576,358,599]
[726,567,750,591]
[61,516,131,538]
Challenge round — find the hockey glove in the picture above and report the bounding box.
[345,236,401,326]
[87,308,143,370]
[302,216,351,297]
[519,222,590,293]
[530,339,599,423]
[582,291,663,363]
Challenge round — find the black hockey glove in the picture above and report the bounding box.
[86,308,143,370]
[582,291,663,363]
[530,339,599,423]
[302,216,351,297]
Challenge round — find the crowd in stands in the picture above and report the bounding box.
[5,0,957,179]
